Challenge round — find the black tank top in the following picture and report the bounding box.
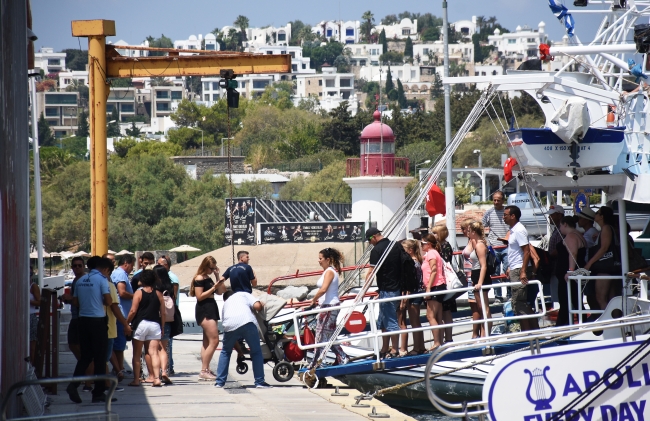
[134,288,161,326]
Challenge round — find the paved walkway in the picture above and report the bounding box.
[44,334,414,421]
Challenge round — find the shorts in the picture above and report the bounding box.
[30,313,38,342]
[106,338,114,362]
[409,294,424,307]
[68,318,80,345]
[133,320,162,341]
[161,324,171,341]
[429,284,447,303]
[377,290,400,332]
[509,268,534,316]
[113,322,127,351]
[471,269,493,286]
[442,298,457,312]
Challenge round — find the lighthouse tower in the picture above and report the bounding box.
[343,111,413,232]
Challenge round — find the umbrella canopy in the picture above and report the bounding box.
[115,249,133,256]
[169,244,201,252]
[29,251,51,258]
[107,249,117,255]
[73,251,91,257]
[58,251,75,260]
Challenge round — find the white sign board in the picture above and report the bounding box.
[484,336,650,421]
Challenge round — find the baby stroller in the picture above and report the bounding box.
[234,292,312,382]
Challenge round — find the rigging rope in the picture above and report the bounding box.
[227,104,235,266]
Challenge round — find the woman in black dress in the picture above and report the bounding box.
[190,256,223,381]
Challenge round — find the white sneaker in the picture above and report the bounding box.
[255,382,273,389]
[214,383,224,388]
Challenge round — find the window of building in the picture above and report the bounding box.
[278,32,286,41]
[204,94,209,101]
[346,28,354,36]
[326,29,333,37]
[157,103,170,111]
[339,78,351,87]
[508,39,516,44]
[76,79,85,85]
[239,81,246,89]
[49,59,61,66]
[205,44,216,50]
[156,91,170,99]
[64,78,71,84]
[475,71,479,76]
[527,38,535,43]
[346,40,354,44]
[290,52,295,58]
[398,71,403,78]
[423,48,429,55]
[266,51,273,55]
[121,104,134,113]
[171,91,182,100]
[342,91,351,99]
[292,64,297,72]
[325,79,335,87]
[360,60,366,66]
[492,70,498,75]
[45,94,77,105]
[45,107,58,117]
[302,63,306,69]
[318,79,322,86]
[402,28,411,35]
[281,51,286,55]
[106,104,115,112]
[54,130,67,138]
[411,70,416,79]
[481,72,486,76]
[252,80,269,89]
[212,82,219,90]
[213,94,220,101]
[318,92,322,96]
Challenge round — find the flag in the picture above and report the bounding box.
[503,157,518,183]
[426,184,446,217]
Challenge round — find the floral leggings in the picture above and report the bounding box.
[308,304,348,368]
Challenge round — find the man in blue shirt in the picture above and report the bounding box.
[221,251,257,293]
[67,256,114,404]
[111,254,135,379]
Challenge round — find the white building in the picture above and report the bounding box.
[373,18,418,40]
[36,91,79,138]
[346,43,383,66]
[452,16,478,40]
[204,33,219,51]
[110,39,150,57]
[312,20,362,44]
[412,41,474,64]
[245,23,292,47]
[295,65,358,115]
[34,47,66,74]
[487,22,547,63]
[58,70,88,90]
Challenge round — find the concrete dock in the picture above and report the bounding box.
[42,333,415,421]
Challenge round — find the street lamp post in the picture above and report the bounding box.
[414,159,431,179]
[473,149,486,201]
[189,126,204,156]
[473,149,482,168]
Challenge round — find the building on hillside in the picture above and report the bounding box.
[412,41,474,65]
[36,91,79,138]
[107,88,139,123]
[358,63,431,102]
[110,39,150,57]
[487,22,547,67]
[312,20,361,44]
[245,23,292,47]
[372,18,418,40]
[346,43,383,67]
[452,16,478,40]
[204,33,219,51]
[58,70,88,90]
[294,65,358,114]
[34,47,66,74]
[174,34,201,51]
[223,174,290,196]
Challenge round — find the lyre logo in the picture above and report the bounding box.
[524,367,556,411]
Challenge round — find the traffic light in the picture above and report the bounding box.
[219,69,239,108]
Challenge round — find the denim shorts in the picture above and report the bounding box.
[377,290,400,331]
[106,338,114,362]
[161,324,171,341]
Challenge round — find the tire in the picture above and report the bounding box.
[272,361,295,382]
[236,362,249,374]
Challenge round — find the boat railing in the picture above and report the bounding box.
[292,280,545,362]
[424,312,650,419]
[266,264,370,295]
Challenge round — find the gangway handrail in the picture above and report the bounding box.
[567,274,626,324]
[424,312,650,418]
[292,280,545,362]
[266,265,369,295]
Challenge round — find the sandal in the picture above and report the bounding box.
[405,350,422,356]
[152,378,163,387]
[427,345,441,354]
[161,373,173,385]
[127,382,141,387]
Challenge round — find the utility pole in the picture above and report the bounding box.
[442,1,457,248]
[30,76,44,287]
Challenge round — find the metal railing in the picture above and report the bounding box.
[292,280,545,362]
[1,375,118,421]
[566,274,625,324]
[345,157,410,177]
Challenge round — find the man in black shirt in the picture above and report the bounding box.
[365,228,402,358]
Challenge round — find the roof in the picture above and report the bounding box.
[435,210,486,233]
[215,173,290,184]
[360,110,395,140]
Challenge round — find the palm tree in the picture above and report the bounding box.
[150,77,173,87]
[234,15,249,41]
[361,11,374,42]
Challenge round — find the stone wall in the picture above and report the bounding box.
[170,156,245,179]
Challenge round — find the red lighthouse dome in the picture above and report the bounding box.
[355,110,407,176]
[360,110,395,140]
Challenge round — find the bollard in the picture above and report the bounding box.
[331,386,349,397]
[368,406,390,418]
[351,398,370,408]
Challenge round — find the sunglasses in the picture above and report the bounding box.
[72,264,84,268]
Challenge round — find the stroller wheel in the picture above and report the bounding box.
[272,361,295,382]
[236,362,249,374]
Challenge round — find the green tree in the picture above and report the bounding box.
[379,50,403,65]
[126,140,182,158]
[258,81,294,109]
[107,108,121,137]
[167,126,211,150]
[302,41,343,71]
[63,49,88,71]
[38,113,55,147]
[113,137,137,158]
[77,110,89,137]
[125,121,141,137]
[404,36,413,58]
[150,77,173,87]
[385,68,395,98]
[430,73,443,99]
[381,14,398,25]
[110,78,132,88]
[61,137,88,158]
[321,101,358,155]
[279,175,307,200]
[396,79,407,108]
[361,11,375,43]
[292,161,351,202]
[234,15,250,48]
[378,29,388,54]
[146,35,173,56]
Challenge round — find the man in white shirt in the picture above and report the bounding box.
[576,207,599,249]
[503,205,539,331]
[214,289,272,389]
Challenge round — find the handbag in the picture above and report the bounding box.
[163,291,175,322]
[486,246,498,276]
[443,261,464,301]
[170,304,183,338]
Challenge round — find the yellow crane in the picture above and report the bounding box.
[71,20,291,255]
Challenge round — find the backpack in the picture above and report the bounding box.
[398,247,419,293]
[163,291,175,322]
[486,246,498,276]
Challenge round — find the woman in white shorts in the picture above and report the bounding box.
[127,270,165,387]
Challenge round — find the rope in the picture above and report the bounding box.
[372,332,575,397]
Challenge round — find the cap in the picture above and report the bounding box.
[365,227,382,241]
[576,206,596,221]
[544,205,565,216]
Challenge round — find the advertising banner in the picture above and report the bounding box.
[225,198,256,246]
[258,222,365,244]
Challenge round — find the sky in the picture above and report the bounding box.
[32,0,604,52]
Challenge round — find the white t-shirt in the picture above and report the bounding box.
[316,267,340,306]
[507,222,529,270]
[583,227,599,249]
[221,292,260,333]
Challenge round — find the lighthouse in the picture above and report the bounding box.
[343,111,413,232]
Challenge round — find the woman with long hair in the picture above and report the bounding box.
[556,216,587,326]
[467,221,493,337]
[189,256,223,381]
[432,225,456,344]
[584,206,619,310]
[153,265,174,384]
[308,247,349,368]
[460,219,481,339]
[421,233,446,351]
[399,240,427,355]
[127,270,165,387]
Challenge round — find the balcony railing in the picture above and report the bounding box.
[346,157,410,177]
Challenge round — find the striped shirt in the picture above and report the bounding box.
[221,292,260,333]
[482,208,509,246]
